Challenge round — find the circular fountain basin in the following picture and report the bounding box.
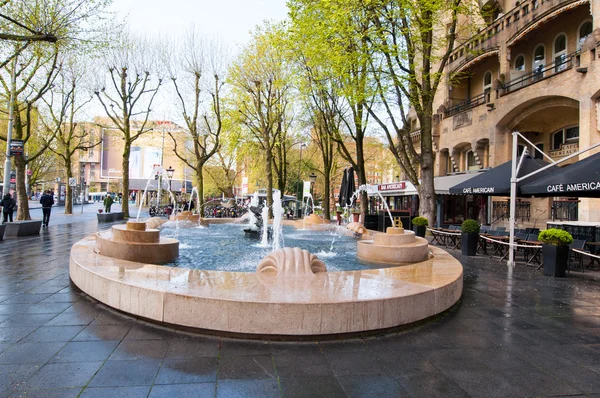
[70,224,463,336]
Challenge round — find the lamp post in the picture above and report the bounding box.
[2,56,17,197]
[166,166,175,192]
[308,172,317,216]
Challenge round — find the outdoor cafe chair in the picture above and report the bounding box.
[568,239,588,273]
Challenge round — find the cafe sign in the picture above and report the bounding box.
[549,143,578,158]
[378,182,406,191]
[546,182,600,193]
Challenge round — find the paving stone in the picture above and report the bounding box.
[217,379,280,398]
[88,359,161,387]
[50,340,119,363]
[79,386,151,398]
[21,361,104,389]
[217,355,276,380]
[280,376,346,398]
[154,357,218,384]
[148,383,216,398]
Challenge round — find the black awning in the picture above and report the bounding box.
[521,152,600,198]
[448,156,554,196]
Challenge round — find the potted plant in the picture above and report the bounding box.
[412,216,428,238]
[538,228,573,277]
[461,219,480,256]
[335,206,343,225]
[351,208,360,223]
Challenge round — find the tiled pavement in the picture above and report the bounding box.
[1,220,600,397]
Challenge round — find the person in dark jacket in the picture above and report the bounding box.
[0,193,16,223]
[40,190,54,227]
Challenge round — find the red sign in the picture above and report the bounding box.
[378,182,407,191]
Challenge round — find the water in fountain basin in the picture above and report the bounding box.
[161,223,388,272]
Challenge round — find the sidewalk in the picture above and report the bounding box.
[13,203,150,227]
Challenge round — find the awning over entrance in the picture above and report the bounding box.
[377,181,418,196]
[434,172,483,195]
[448,156,553,196]
[521,152,600,198]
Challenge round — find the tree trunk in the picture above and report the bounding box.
[65,158,73,215]
[419,115,436,223]
[323,166,330,221]
[265,148,273,219]
[15,156,30,220]
[195,166,204,209]
[121,143,130,218]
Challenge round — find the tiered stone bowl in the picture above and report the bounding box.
[357,226,429,264]
[96,221,178,264]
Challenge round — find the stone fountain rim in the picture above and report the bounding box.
[69,224,463,335]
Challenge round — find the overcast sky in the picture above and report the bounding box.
[110,0,290,49]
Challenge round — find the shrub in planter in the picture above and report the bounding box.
[412,216,428,238]
[461,219,480,256]
[538,228,573,277]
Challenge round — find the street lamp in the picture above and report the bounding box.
[309,172,317,184]
[166,166,175,191]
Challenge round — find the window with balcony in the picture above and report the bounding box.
[483,71,492,93]
[552,126,579,150]
[533,45,545,81]
[514,55,525,71]
[578,20,593,48]
[553,34,567,73]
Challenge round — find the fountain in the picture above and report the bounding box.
[70,184,463,336]
[136,166,178,221]
[260,205,270,246]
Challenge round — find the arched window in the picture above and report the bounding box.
[578,21,593,47]
[553,34,567,72]
[533,45,545,81]
[483,71,492,101]
[514,54,525,71]
[483,71,492,92]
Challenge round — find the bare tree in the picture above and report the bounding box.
[166,31,226,209]
[42,55,100,214]
[95,33,162,218]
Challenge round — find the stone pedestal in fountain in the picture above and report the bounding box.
[357,226,429,265]
[170,211,208,226]
[293,213,331,230]
[96,221,178,264]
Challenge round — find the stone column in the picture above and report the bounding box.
[577,97,600,221]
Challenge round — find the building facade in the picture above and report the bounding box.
[401,0,600,227]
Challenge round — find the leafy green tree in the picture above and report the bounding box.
[288,1,375,219]
[362,0,469,222]
[228,24,293,216]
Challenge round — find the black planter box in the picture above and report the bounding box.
[461,232,478,256]
[413,225,426,238]
[542,244,569,277]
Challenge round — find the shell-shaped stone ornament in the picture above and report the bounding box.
[257,247,327,277]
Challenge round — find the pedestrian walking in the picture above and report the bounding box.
[40,190,54,227]
[104,195,114,213]
[0,193,16,223]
